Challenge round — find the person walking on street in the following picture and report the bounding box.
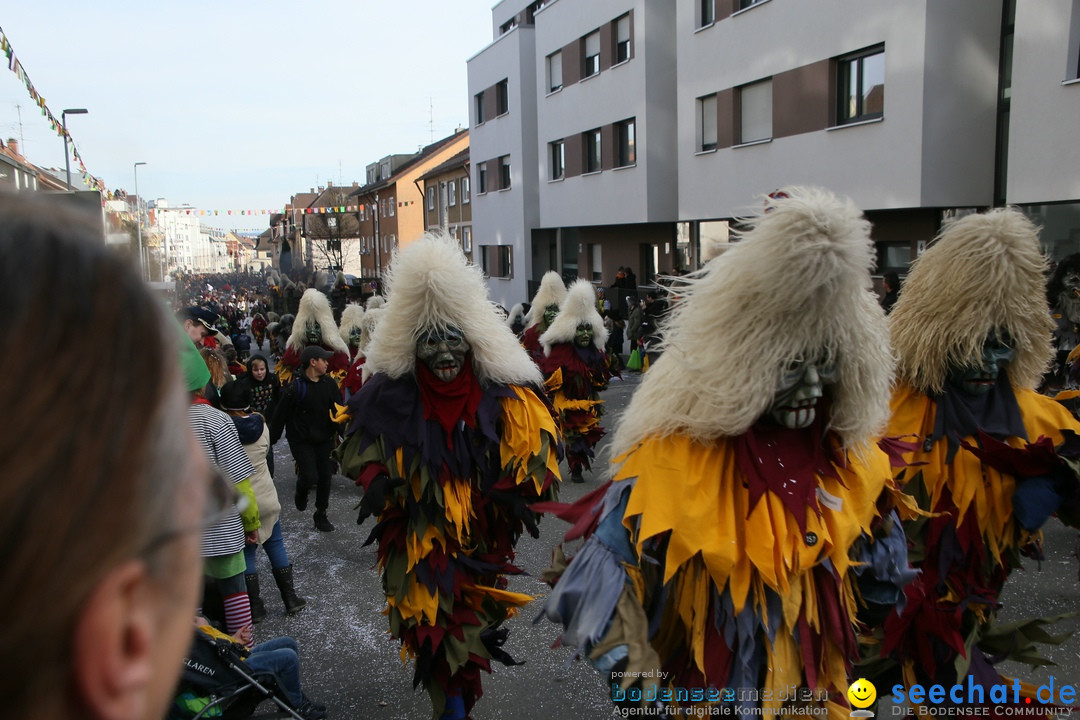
[221,381,307,621]
[270,345,341,532]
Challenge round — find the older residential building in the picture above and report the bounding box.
[348,129,470,288]
[418,148,473,262]
[299,181,363,276]
[467,0,1080,306]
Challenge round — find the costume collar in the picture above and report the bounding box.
[932,371,1026,463]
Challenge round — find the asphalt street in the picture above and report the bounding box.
[249,363,1080,719]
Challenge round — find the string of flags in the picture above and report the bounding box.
[158,206,366,217]
[0,26,106,192]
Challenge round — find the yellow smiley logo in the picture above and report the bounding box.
[848,678,877,709]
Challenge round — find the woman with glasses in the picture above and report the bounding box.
[0,193,216,720]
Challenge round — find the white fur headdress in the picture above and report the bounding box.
[505,303,526,329]
[525,271,567,329]
[366,295,386,310]
[360,306,382,354]
[539,279,608,353]
[287,288,349,354]
[889,207,1052,394]
[363,232,542,387]
[612,186,894,457]
[338,303,365,345]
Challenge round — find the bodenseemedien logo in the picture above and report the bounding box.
[849,678,877,718]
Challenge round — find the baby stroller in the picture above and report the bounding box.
[168,630,305,719]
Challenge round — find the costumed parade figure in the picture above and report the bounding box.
[537,279,612,483]
[539,187,906,717]
[869,208,1080,700]
[251,311,268,352]
[504,302,529,338]
[1042,253,1080,411]
[521,271,566,364]
[340,305,383,403]
[276,289,351,385]
[339,304,366,362]
[335,232,563,720]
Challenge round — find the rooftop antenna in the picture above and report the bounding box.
[15,103,24,152]
[429,97,434,143]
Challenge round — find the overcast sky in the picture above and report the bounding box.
[0,2,497,230]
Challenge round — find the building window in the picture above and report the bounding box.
[462,176,470,203]
[698,0,714,28]
[739,79,772,143]
[585,128,602,173]
[698,93,718,151]
[616,118,636,167]
[448,180,457,206]
[615,14,631,64]
[427,187,435,210]
[477,162,488,194]
[836,45,885,125]
[498,155,511,189]
[583,31,600,78]
[547,51,563,93]
[475,91,486,124]
[550,140,565,180]
[481,245,513,278]
[496,79,509,116]
[462,226,472,254]
[389,196,395,216]
[590,243,603,282]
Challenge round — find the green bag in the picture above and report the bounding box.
[626,347,643,371]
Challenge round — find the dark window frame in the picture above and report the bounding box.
[616,118,636,167]
[475,91,486,124]
[583,30,601,78]
[550,140,565,180]
[498,155,511,189]
[836,45,885,125]
[584,128,602,173]
[495,79,509,116]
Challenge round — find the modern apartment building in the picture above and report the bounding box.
[468,0,1080,306]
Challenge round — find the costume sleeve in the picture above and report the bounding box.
[540,481,659,675]
[234,478,261,532]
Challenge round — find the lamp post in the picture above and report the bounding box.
[134,162,147,281]
[61,108,88,190]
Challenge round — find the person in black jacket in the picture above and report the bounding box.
[270,345,341,532]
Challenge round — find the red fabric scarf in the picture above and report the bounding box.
[416,354,483,443]
[191,395,213,407]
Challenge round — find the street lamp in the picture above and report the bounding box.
[61,108,88,190]
[134,162,147,281]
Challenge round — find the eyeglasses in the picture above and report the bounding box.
[140,468,246,557]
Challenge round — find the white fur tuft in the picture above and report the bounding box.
[525,271,567,329]
[363,232,542,386]
[287,288,349,354]
[338,303,365,345]
[612,186,895,457]
[539,279,608,353]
